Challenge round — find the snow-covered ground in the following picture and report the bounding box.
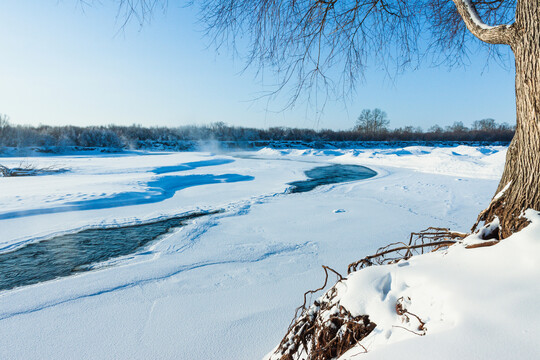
[2,145,536,360]
[335,210,540,360]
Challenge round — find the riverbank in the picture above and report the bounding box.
[0,145,511,359]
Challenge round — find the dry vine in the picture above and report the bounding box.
[394,297,426,336]
[348,227,467,273]
[272,266,376,360]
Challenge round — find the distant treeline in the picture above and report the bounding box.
[0,118,514,151]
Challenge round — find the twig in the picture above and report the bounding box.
[391,325,426,336]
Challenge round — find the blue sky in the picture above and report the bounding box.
[0,1,516,130]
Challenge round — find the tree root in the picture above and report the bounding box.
[472,184,532,239]
[272,266,376,360]
[272,225,507,360]
[394,297,426,336]
[347,227,466,273]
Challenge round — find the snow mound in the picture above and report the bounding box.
[254,145,506,180]
[267,211,540,359]
[334,146,506,179]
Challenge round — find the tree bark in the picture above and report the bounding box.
[475,2,540,238]
[451,0,515,44]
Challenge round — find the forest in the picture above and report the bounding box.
[0,115,514,152]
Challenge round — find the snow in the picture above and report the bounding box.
[463,0,497,30]
[1,145,537,360]
[332,210,540,359]
[255,145,506,179]
[494,181,511,200]
[0,152,312,252]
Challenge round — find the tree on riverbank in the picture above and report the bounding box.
[354,109,390,135]
[0,117,514,149]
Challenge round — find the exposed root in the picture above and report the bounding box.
[272,266,376,360]
[273,224,509,360]
[472,184,532,239]
[394,297,426,336]
[348,228,466,273]
[286,265,339,331]
[464,240,500,249]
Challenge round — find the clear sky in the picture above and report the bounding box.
[0,1,516,131]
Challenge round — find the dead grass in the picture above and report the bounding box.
[0,162,68,177]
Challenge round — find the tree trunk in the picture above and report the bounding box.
[475,2,540,239]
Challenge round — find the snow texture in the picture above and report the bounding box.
[463,0,497,30]
[1,145,537,360]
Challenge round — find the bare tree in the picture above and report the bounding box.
[0,113,9,129]
[428,124,444,133]
[447,120,468,133]
[472,118,497,131]
[354,108,390,134]
[119,1,536,238]
[0,114,9,144]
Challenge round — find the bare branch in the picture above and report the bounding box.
[111,0,519,106]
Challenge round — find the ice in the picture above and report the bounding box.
[1,145,536,360]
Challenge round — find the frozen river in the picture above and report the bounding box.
[0,164,376,291]
[0,146,504,359]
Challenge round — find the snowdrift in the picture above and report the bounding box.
[267,211,540,360]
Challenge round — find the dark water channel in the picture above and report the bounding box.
[0,211,217,291]
[288,164,377,193]
[1,164,375,292]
